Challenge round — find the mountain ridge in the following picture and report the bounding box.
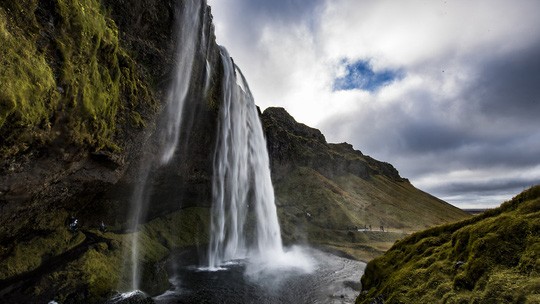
[261,106,469,260]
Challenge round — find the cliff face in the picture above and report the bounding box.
[357,186,540,304]
[262,107,403,182]
[261,107,469,260]
[0,0,221,302]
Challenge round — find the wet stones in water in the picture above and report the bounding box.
[107,291,155,304]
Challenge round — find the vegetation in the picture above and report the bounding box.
[0,207,209,303]
[274,166,468,261]
[357,185,540,303]
[0,0,155,158]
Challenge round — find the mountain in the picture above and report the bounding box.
[357,185,540,303]
[261,107,469,260]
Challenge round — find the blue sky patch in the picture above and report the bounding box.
[333,60,403,92]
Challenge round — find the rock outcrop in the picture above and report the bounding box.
[0,0,220,302]
[261,107,469,260]
[262,107,404,181]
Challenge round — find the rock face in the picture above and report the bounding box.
[357,185,540,304]
[0,0,220,302]
[261,107,469,259]
[262,107,403,182]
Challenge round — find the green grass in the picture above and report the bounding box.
[275,166,469,260]
[0,0,155,157]
[1,207,210,302]
[357,185,540,303]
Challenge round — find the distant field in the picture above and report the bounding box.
[462,208,490,215]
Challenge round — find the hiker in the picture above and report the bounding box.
[99,221,107,232]
[69,217,79,232]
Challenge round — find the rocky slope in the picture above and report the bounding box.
[261,107,469,260]
[356,185,540,303]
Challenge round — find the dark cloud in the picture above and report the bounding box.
[233,0,323,22]
[432,178,540,197]
[468,43,540,124]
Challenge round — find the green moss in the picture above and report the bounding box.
[0,6,58,135]
[0,0,155,157]
[357,185,540,304]
[0,229,85,280]
[1,207,210,302]
[80,247,121,298]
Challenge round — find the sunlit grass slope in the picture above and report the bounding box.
[357,185,540,303]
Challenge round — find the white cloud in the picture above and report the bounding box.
[207,0,540,207]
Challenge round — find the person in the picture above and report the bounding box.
[99,221,107,232]
[69,218,78,232]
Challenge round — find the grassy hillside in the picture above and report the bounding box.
[275,168,468,260]
[261,107,469,260]
[357,185,540,303]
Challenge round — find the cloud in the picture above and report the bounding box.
[207,0,540,208]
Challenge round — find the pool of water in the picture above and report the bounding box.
[152,247,365,304]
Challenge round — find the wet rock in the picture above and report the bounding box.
[107,291,155,304]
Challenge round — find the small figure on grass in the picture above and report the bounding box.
[68,217,79,232]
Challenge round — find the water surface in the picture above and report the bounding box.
[154,248,365,304]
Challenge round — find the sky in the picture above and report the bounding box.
[206,0,540,209]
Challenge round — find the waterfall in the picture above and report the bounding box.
[125,0,202,291]
[207,47,284,269]
[160,0,201,164]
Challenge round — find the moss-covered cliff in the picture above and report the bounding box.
[0,0,159,156]
[0,0,221,302]
[357,185,540,303]
[261,107,470,260]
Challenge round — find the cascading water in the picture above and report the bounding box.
[124,0,202,292]
[160,0,201,165]
[207,47,284,269]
